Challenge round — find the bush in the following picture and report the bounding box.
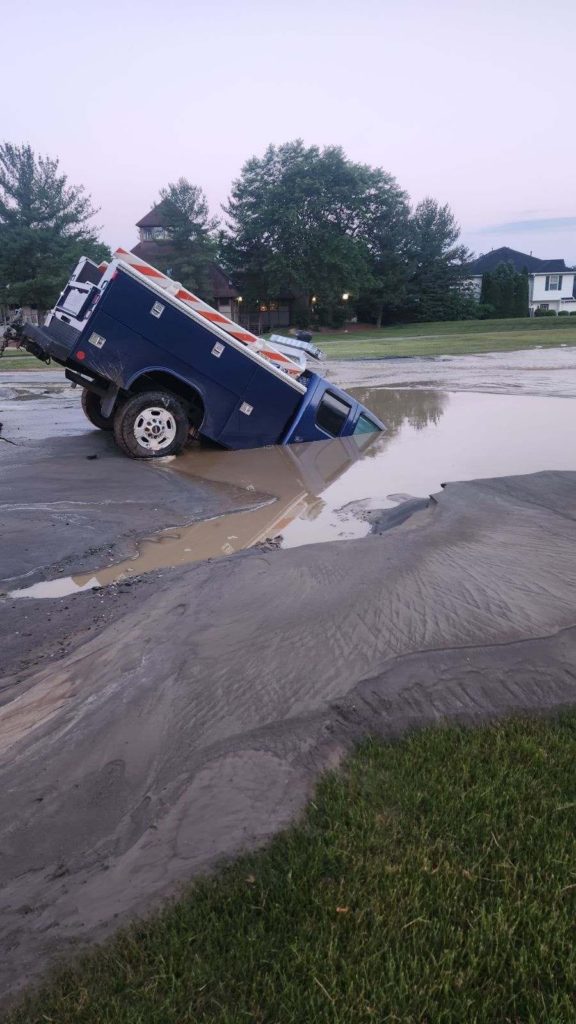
[476,302,496,320]
[570,311,576,316]
[329,304,349,329]
[291,299,311,329]
[534,308,557,317]
[314,302,349,329]
[557,310,569,316]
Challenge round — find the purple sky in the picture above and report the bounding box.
[3,0,575,262]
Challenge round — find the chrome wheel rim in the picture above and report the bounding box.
[133,407,177,451]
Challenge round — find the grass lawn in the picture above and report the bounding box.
[295,317,576,359]
[0,350,47,371]
[8,714,576,1024]
[2,318,576,370]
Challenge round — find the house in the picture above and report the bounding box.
[131,203,240,321]
[132,203,293,330]
[463,247,576,314]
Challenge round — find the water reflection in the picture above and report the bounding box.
[351,386,447,434]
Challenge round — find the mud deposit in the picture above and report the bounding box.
[2,472,576,1007]
[2,355,576,1008]
[323,344,576,397]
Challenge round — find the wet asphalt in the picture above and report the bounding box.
[0,372,268,588]
[0,371,269,682]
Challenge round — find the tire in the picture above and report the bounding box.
[113,390,189,459]
[81,389,115,431]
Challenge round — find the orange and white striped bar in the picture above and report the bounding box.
[113,248,302,378]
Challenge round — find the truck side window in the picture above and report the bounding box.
[56,285,97,321]
[353,413,379,434]
[316,392,351,436]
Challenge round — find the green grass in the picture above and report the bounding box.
[272,316,576,359]
[2,318,576,369]
[8,714,576,1024]
[0,350,46,371]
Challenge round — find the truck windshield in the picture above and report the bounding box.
[353,413,379,435]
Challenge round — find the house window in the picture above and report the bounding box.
[151,227,169,240]
[546,275,563,291]
[539,303,549,310]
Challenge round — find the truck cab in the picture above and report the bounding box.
[282,373,383,444]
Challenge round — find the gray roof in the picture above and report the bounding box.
[465,247,568,275]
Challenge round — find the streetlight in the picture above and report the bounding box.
[342,292,350,302]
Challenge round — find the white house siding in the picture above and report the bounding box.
[530,272,576,314]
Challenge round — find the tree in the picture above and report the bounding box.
[0,143,110,310]
[354,171,411,326]
[480,269,496,311]
[514,267,529,317]
[158,178,218,296]
[222,141,409,326]
[480,262,529,318]
[403,198,471,322]
[499,262,516,316]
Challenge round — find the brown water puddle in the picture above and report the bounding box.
[9,434,378,599]
[9,387,576,599]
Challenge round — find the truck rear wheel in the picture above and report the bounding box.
[81,389,114,431]
[113,390,189,459]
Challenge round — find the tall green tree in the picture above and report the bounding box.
[514,267,529,317]
[404,198,471,321]
[480,262,529,318]
[222,141,409,326]
[499,262,516,316]
[480,269,496,310]
[158,178,218,296]
[0,143,110,310]
[354,173,411,326]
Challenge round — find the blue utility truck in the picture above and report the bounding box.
[20,250,385,459]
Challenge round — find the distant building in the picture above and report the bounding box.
[463,247,576,314]
[131,203,240,321]
[132,203,293,330]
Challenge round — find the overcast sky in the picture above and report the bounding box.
[2,0,575,262]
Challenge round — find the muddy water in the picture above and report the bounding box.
[10,387,576,599]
